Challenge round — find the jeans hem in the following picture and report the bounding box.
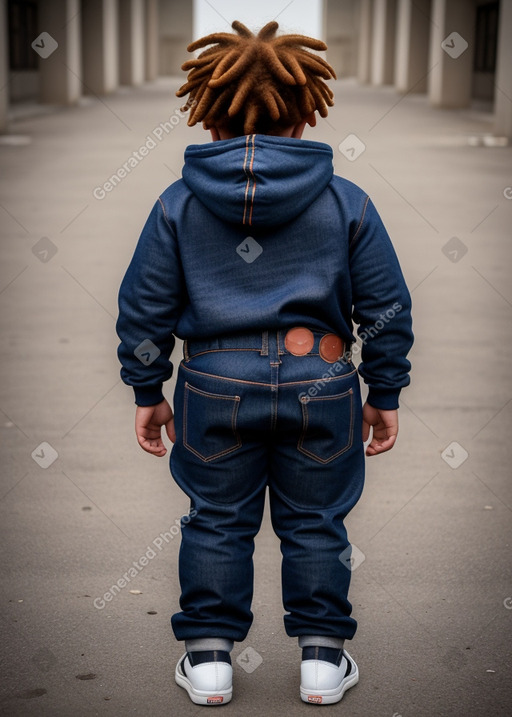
[185,637,234,653]
[298,635,346,649]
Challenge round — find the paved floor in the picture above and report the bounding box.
[0,76,511,716]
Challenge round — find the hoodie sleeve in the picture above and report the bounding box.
[116,198,184,406]
[349,197,413,410]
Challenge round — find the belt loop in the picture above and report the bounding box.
[277,330,285,355]
[183,339,189,361]
[261,331,269,356]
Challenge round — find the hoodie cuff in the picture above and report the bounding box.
[133,384,165,407]
[366,388,401,411]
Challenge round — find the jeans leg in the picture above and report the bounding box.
[268,371,365,640]
[170,476,267,642]
[170,364,268,643]
[268,483,362,640]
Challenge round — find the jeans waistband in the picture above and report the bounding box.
[183,329,352,362]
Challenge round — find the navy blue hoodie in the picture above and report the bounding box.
[117,134,413,410]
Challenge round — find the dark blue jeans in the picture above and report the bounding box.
[170,330,365,643]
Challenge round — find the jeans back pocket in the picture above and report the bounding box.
[298,388,354,463]
[184,382,242,462]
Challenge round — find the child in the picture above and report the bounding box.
[116,20,413,707]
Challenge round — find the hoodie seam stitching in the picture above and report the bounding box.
[350,195,369,246]
[242,136,250,225]
[157,196,173,231]
[242,135,256,226]
[249,134,256,225]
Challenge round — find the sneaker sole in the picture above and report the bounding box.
[174,661,232,706]
[300,651,359,705]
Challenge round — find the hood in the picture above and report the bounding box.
[182,134,333,227]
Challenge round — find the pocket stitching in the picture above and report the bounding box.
[297,388,354,464]
[183,382,241,462]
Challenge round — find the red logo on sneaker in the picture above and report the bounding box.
[207,696,224,704]
[308,696,323,704]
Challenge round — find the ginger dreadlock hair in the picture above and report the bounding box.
[176,20,336,136]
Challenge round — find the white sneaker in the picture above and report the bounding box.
[300,646,359,705]
[175,650,233,706]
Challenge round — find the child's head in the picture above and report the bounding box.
[176,20,336,138]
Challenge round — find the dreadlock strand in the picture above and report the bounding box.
[187,79,213,124]
[244,103,260,135]
[274,35,327,51]
[208,46,257,89]
[307,80,329,117]
[191,87,219,124]
[298,85,316,116]
[297,49,337,79]
[279,48,308,86]
[183,60,221,84]
[231,20,254,38]
[257,21,279,41]
[180,96,196,113]
[320,87,335,106]
[259,43,297,85]
[202,86,235,126]
[228,74,256,116]
[268,86,289,119]
[177,56,230,98]
[181,47,221,70]
[297,57,334,81]
[177,55,225,93]
[182,76,207,103]
[312,74,334,102]
[260,86,281,122]
[176,76,208,98]
[209,48,243,83]
[187,32,242,53]
[324,86,335,103]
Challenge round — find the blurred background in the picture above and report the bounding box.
[1,0,511,136]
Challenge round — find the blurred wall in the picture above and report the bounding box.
[324,0,360,78]
[158,0,193,76]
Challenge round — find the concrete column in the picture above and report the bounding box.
[494,0,512,139]
[357,0,373,84]
[428,0,475,108]
[82,0,118,95]
[395,0,431,93]
[371,0,397,85]
[39,0,81,105]
[145,0,159,81]
[325,0,360,78]
[0,0,8,132]
[158,0,193,75]
[118,0,145,86]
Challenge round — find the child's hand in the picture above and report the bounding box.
[135,399,176,457]
[362,402,398,457]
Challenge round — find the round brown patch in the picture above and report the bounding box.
[319,334,344,363]
[284,327,315,356]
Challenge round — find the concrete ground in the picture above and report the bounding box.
[0,76,511,716]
